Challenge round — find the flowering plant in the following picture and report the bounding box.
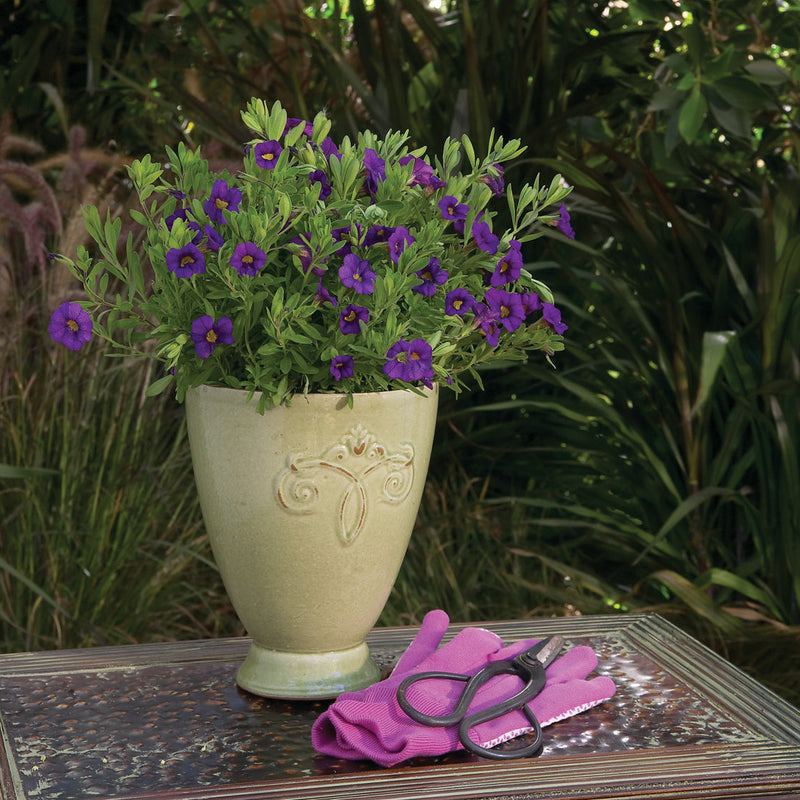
[51,98,572,410]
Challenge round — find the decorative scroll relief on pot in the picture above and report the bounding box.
[276,424,415,545]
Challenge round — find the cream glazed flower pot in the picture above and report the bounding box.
[185,384,438,699]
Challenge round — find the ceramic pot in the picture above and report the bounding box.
[185,384,438,699]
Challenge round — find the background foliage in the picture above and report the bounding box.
[2,0,799,704]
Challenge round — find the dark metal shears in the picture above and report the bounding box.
[396,635,564,760]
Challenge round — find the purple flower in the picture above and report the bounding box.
[165,207,187,230]
[191,315,234,360]
[557,204,576,239]
[383,338,434,382]
[330,354,354,381]
[339,254,376,295]
[187,221,204,245]
[230,242,267,276]
[49,301,92,351]
[166,243,206,278]
[339,304,369,334]
[485,288,525,332]
[445,288,475,316]
[472,303,501,347]
[484,164,505,196]
[522,292,543,315]
[542,302,568,335]
[309,169,332,200]
[388,226,415,263]
[204,225,224,252]
[332,224,361,256]
[321,137,341,161]
[472,219,499,255]
[363,148,386,197]
[254,140,283,170]
[364,225,395,247]
[413,257,448,296]
[290,234,325,275]
[438,195,469,222]
[284,118,314,137]
[490,239,523,287]
[399,154,445,189]
[204,180,242,224]
[314,279,338,306]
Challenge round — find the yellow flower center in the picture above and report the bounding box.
[215,198,229,210]
[421,271,432,281]
[180,255,194,268]
[206,330,218,343]
[345,311,356,322]
[243,255,253,265]
[67,319,79,332]
[452,299,463,310]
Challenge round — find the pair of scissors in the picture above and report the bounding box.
[396,635,564,760]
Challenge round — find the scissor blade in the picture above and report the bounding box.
[537,635,564,668]
[522,634,564,670]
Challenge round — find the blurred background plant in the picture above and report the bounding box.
[2,0,798,705]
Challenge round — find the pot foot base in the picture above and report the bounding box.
[236,640,381,699]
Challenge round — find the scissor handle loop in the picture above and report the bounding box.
[397,670,471,726]
[396,657,545,729]
[459,703,544,760]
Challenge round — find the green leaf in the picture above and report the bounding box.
[649,570,741,633]
[683,22,706,66]
[703,568,781,619]
[635,487,738,564]
[144,374,174,397]
[708,101,752,141]
[703,45,735,82]
[744,59,791,86]
[691,331,735,417]
[270,287,285,320]
[678,85,708,143]
[712,75,770,111]
[648,86,682,112]
[0,464,57,478]
[0,554,72,618]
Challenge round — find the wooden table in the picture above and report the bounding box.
[1,614,799,799]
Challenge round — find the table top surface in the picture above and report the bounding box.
[0,613,799,800]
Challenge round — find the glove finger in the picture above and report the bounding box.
[543,645,598,683]
[393,609,450,677]
[532,675,617,727]
[469,675,616,748]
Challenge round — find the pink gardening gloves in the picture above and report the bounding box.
[311,610,616,767]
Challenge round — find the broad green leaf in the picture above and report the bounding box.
[145,374,174,397]
[708,101,752,140]
[678,85,708,143]
[712,75,769,111]
[745,59,791,86]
